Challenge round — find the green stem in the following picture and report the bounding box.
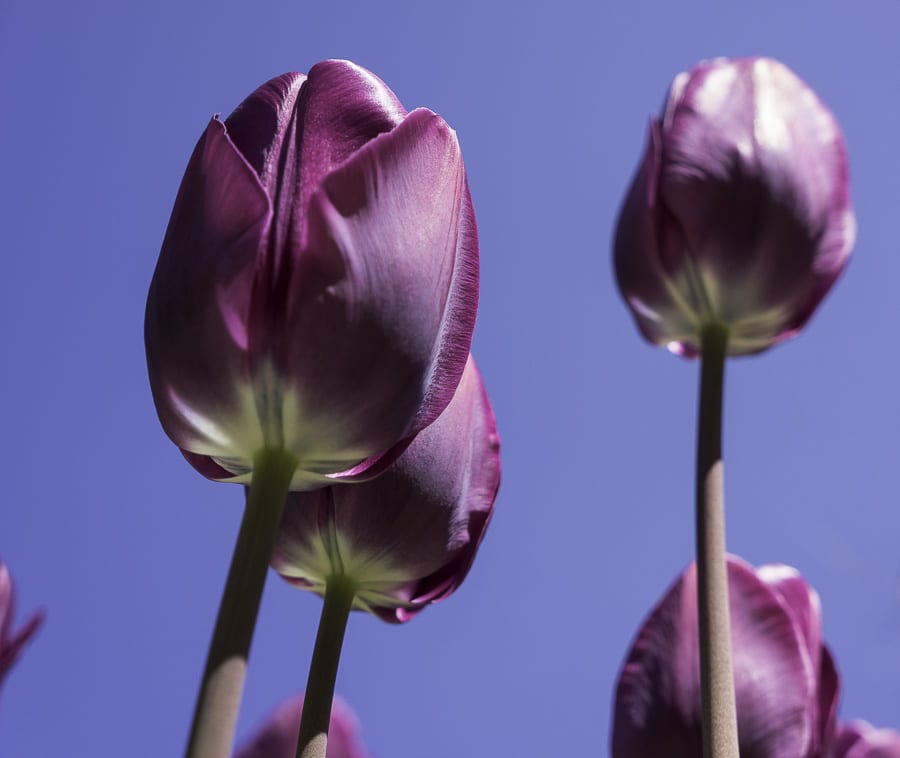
[185,448,297,758]
[695,323,739,758]
[296,575,357,758]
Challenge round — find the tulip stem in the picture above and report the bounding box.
[185,448,297,758]
[695,323,739,758]
[296,575,357,758]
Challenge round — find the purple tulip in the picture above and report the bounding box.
[234,694,371,758]
[0,561,43,692]
[612,556,838,758]
[146,60,479,489]
[834,721,900,757]
[614,57,855,357]
[271,355,500,622]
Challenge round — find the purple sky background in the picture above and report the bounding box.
[2,1,899,756]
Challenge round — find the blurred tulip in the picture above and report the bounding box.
[0,561,43,691]
[834,721,900,757]
[612,556,837,758]
[146,59,479,490]
[614,57,854,357]
[235,694,370,758]
[272,356,500,622]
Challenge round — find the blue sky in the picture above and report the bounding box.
[1,1,899,755]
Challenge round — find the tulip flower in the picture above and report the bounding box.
[273,356,499,758]
[235,694,371,758]
[614,57,855,358]
[146,58,479,490]
[273,355,500,622]
[147,60,479,758]
[834,721,900,757]
[0,561,43,693]
[613,555,867,758]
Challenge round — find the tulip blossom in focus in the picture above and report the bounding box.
[612,556,838,758]
[146,59,479,490]
[614,57,855,357]
[0,561,43,692]
[834,721,900,757]
[272,356,500,622]
[235,694,371,758]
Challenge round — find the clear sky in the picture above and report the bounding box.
[1,1,899,755]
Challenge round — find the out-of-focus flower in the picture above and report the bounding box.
[272,356,500,622]
[146,59,479,490]
[614,57,854,357]
[0,561,43,690]
[234,694,370,758]
[834,721,900,757]
[612,556,838,757]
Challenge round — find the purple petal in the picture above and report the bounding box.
[612,556,819,758]
[818,646,840,751]
[272,356,500,622]
[614,121,702,355]
[835,721,900,758]
[0,562,44,687]
[292,60,407,225]
[234,694,371,758]
[145,116,271,473]
[0,565,11,640]
[223,73,306,180]
[273,108,478,477]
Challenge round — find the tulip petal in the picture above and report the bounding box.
[835,721,900,758]
[272,357,500,622]
[818,646,840,750]
[614,121,705,355]
[270,107,478,478]
[293,60,407,220]
[145,116,272,471]
[0,563,44,686]
[757,564,822,659]
[612,556,819,758]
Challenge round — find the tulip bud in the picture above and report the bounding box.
[614,57,855,357]
[612,556,837,758]
[271,356,500,623]
[146,60,479,489]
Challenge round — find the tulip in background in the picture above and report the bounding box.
[614,57,855,358]
[235,695,371,758]
[0,561,42,697]
[612,555,899,758]
[145,59,481,758]
[273,356,500,757]
[612,56,856,758]
[613,556,835,757]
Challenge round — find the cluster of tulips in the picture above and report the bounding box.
[2,56,899,757]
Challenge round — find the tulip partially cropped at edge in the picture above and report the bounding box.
[612,556,838,758]
[834,721,900,757]
[235,694,371,758]
[146,59,479,490]
[614,57,855,357]
[272,355,501,622]
[0,561,43,693]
